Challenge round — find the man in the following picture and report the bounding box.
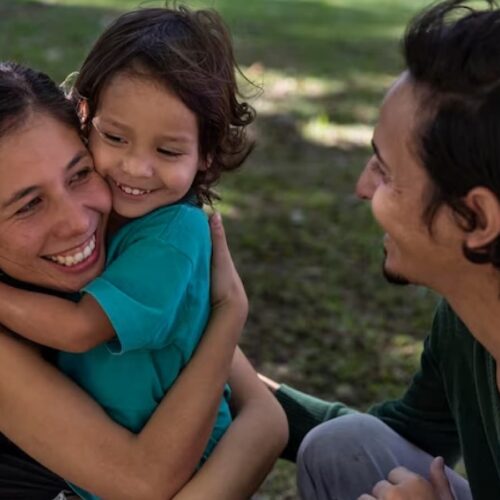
[261,1,500,498]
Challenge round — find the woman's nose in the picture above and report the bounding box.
[53,195,91,239]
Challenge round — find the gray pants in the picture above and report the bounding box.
[296,413,472,500]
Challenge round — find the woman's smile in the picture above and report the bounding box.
[43,232,99,269]
[0,112,111,291]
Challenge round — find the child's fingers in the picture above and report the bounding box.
[430,457,455,500]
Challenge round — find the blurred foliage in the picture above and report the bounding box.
[1,0,440,497]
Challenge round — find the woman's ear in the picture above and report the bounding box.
[463,187,500,250]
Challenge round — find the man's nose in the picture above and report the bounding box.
[355,163,376,200]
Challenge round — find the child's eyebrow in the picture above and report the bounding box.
[158,134,194,144]
[97,117,194,144]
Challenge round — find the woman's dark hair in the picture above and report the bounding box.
[403,0,500,267]
[0,61,80,138]
[74,6,255,205]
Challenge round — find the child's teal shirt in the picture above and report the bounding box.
[58,201,232,500]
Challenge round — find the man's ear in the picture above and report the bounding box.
[463,187,500,250]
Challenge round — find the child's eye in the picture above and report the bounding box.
[70,167,94,185]
[91,118,127,145]
[157,147,182,157]
[103,132,127,144]
[16,197,42,216]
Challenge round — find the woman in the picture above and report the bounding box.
[0,62,287,499]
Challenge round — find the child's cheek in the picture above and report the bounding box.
[89,144,110,177]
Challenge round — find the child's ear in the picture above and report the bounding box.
[198,155,213,172]
[462,187,500,250]
[77,98,89,127]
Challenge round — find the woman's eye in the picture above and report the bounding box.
[16,197,42,215]
[70,167,94,184]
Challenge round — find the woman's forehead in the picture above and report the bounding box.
[0,113,86,186]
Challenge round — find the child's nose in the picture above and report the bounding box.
[120,153,154,178]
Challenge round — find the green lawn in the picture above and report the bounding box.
[1,1,438,497]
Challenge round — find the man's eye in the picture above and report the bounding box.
[371,159,387,178]
[70,167,94,184]
[17,197,42,215]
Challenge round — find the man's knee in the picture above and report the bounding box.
[298,413,384,472]
[297,413,396,499]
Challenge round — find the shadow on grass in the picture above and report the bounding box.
[0,2,122,81]
[1,0,429,81]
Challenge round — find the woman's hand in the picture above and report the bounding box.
[358,457,455,500]
[209,212,248,318]
[173,348,288,500]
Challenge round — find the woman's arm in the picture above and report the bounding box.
[173,347,288,500]
[0,213,247,500]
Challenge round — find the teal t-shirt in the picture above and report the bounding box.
[58,201,232,500]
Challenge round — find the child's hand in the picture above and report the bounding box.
[209,213,248,320]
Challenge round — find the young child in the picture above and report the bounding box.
[0,6,255,499]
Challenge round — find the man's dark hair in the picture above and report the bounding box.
[404,0,500,266]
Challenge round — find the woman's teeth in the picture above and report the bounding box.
[115,180,151,196]
[47,235,96,267]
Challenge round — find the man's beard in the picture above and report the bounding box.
[382,249,410,286]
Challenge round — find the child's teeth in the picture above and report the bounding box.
[116,181,150,196]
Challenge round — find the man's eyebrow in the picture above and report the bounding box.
[371,139,390,169]
[2,150,88,209]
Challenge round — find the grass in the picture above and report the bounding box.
[1,1,440,497]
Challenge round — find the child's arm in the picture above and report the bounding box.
[173,347,289,500]
[0,284,114,352]
[0,296,244,500]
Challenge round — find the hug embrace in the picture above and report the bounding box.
[3,1,500,499]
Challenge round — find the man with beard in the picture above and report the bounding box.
[259,1,500,499]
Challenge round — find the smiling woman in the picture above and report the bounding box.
[0,60,286,500]
[0,112,109,291]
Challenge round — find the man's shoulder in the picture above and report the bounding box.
[429,298,475,359]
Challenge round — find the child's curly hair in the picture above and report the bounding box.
[73,5,256,205]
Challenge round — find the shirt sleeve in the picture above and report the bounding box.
[276,300,460,465]
[83,237,194,354]
[275,384,356,461]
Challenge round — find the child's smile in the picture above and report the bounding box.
[89,72,203,219]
